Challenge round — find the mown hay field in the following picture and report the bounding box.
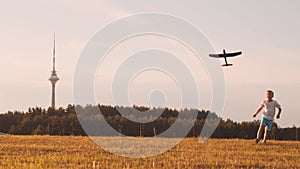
[0,135,299,168]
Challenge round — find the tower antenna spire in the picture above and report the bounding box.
[53,33,56,72]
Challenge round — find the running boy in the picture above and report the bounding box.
[253,90,282,144]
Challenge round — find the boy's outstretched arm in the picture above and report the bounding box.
[253,105,264,117]
[276,107,282,119]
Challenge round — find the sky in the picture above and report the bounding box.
[1,0,300,127]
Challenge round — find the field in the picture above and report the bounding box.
[0,135,299,169]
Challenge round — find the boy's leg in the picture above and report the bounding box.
[256,124,264,139]
[255,124,264,143]
[262,120,272,143]
[262,126,269,143]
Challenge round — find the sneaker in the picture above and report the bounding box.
[255,138,260,144]
[261,140,267,144]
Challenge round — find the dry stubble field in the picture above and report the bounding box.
[0,135,299,169]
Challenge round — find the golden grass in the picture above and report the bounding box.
[0,135,299,169]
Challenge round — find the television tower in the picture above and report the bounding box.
[49,34,59,109]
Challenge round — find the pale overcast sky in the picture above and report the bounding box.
[0,1,300,127]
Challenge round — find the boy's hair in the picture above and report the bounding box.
[266,90,274,97]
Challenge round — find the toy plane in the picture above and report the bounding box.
[209,49,242,66]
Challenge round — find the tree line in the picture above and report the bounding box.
[0,104,298,140]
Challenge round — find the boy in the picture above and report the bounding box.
[253,90,282,144]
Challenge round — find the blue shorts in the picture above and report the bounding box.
[261,118,273,131]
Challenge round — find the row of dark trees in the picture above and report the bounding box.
[0,104,299,140]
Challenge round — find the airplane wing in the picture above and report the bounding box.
[208,54,222,58]
[209,51,242,58]
[225,51,242,57]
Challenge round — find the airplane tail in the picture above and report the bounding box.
[222,63,233,67]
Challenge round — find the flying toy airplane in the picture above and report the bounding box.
[209,49,242,66]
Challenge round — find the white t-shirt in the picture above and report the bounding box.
[261,100,281,120]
